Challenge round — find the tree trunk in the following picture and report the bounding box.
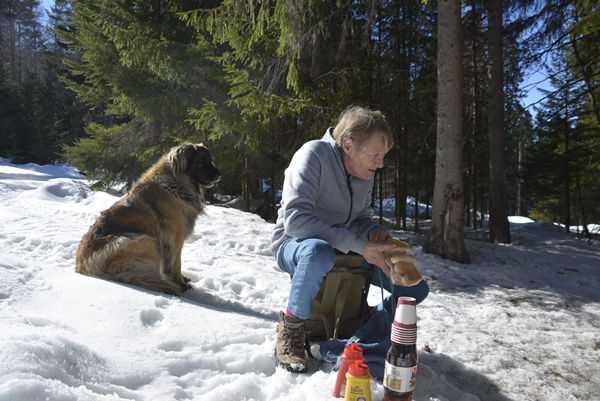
[243,156,250,212]
[395,148,401,230]
[517,123,523,216]
[470,13,479,230]
[9,3,18,81]
[400,10,410,232]
[311,21,325,80]
[486,0,511,244]
[414,159,420,233]
[395,6,408,231]
[378,169,383,225]
[574,167,590,238]
[570,35,600,133]
[429,0,469,263]
[564,96,570,232]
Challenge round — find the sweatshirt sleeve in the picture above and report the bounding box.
[281,144,365,253]
[349,182,382,245]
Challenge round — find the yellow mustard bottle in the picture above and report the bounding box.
[344,361,372,401]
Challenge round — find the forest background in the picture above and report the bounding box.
[1,0,599,258]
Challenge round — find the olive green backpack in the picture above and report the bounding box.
[305,254,373,341]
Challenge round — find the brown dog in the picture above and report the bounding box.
[76,143,221,296]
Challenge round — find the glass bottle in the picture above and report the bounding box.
[382,297,418,401]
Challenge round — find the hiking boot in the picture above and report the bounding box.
[275,311,308,373]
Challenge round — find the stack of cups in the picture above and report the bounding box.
[391,297,417,344]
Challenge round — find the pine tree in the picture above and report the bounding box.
[0,0,45,82]
[18,70,59,163]
[0,0,58,163]
[182,0,384,212]
[429,0,469,263]
[569,0,600,131]
[45,0,89,150]
[524,52,600,236]
[486,0,511,243]
[0,63,20,157]
[63,0,226,188]
[518,0,600,235]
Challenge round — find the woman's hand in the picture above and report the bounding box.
[362,236,395,277]
[370,228,391,242]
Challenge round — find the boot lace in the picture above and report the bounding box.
[283,322,307,357]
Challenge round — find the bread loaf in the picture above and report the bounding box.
[389,253,416,265]
[394,270,423,287]
[370,236,423,287]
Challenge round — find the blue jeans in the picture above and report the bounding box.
[277,238,429,319]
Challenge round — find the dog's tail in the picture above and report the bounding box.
[102,266,186,296]
[77,236,187,296]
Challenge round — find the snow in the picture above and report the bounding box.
[1,158,599,401]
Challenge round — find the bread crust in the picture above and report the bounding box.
[371,236,423,287]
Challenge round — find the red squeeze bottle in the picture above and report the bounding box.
[333,342,364,398]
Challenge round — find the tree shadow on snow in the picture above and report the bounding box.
[100,278,279,322]
[182,287,279,321]
[418,351,515,401]
[403,230,600,307]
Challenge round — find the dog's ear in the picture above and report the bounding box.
[166,143,198,175]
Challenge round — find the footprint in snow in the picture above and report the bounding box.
[140,309,164,327]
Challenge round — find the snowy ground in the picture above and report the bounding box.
[0,158,599,401]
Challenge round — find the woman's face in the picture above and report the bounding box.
[341,133,388,180]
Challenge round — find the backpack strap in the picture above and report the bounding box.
[305,254,374,341]
[320,269,354,339]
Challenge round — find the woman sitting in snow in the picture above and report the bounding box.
[270,105,429,373]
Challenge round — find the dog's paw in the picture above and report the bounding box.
[183,275,192,283]
[181,282,193,292]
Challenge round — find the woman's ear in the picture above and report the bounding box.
[341,137,352,155]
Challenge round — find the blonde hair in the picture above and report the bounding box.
[332,106,393,152]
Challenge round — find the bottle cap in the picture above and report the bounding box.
[348,361,369,377]
[342,342,363,360]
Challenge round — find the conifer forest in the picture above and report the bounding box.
[1,0,599,259]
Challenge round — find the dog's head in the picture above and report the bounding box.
[167,143,221,189]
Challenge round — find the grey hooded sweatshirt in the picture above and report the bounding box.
[270,128,382,262]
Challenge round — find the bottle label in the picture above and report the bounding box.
[345,377,371,401]
[383,361,417,393]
